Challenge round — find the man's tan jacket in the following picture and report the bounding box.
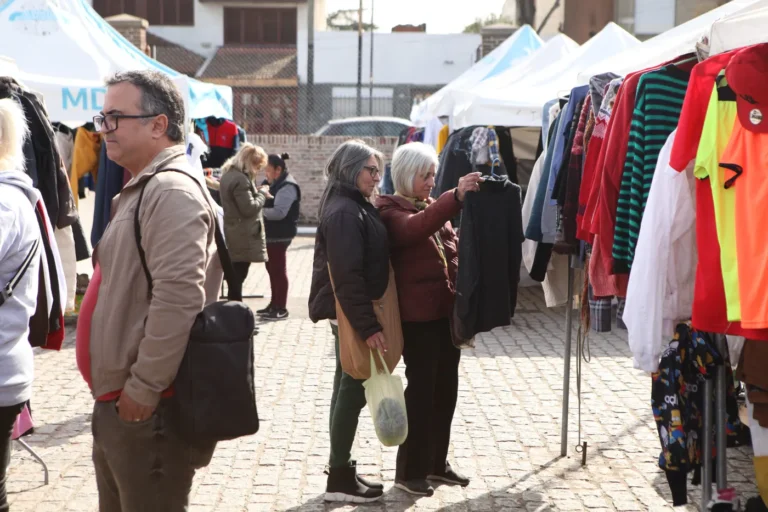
[90,146,223,407]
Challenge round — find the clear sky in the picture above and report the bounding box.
[325,0,506,34]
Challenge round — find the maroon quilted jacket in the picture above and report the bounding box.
[375,191,462,323]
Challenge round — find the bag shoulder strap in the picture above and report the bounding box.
[1,237,40,307]
[133,169,240,301]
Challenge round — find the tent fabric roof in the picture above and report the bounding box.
[709,0,768,56]
[0,0,231,124]
[576,0,762,83]
[410,25,542,125]
[453,23,639,128]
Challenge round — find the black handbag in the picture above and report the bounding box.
[134,169,259,442]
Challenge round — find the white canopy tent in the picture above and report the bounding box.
[449,34,580,129]
[410,25,542,126]
[0,0,232,126]
[576,0,762,84]
[709,0,768,56]
[452,23,639,128]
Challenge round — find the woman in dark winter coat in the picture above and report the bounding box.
[375,142,482,497]
[218,143,269,300]
[308,139,389,503]
[257,153,301,321]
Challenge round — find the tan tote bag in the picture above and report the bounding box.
[328,265,404,380]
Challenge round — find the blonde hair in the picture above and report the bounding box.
[391,142,438,197]
[221,143,268,181]
[0,98,29,171]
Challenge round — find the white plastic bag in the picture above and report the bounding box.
[363,350,408,447]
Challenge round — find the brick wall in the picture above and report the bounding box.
[247,135,398,225]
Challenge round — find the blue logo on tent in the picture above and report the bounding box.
[62,87,106,111]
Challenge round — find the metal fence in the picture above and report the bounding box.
[230,84,440,135]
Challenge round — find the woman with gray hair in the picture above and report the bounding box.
[376,142,482,497]
[308,139,389,503]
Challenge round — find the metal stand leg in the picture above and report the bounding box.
[702,377,714,511]
[15,439,48,485]
[560,264,575,457]
[715,335,728,490]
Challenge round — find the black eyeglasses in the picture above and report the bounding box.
[363,165,380,178]
[93,113,161,133]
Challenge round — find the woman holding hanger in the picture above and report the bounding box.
[376,142,481,497]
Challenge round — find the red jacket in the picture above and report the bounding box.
[375,191,462,323]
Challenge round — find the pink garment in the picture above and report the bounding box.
[12,405,33,440]
[76,265,102,391]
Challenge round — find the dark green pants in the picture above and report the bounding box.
[328,323,367,469]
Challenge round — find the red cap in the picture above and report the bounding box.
[726,43,768,134]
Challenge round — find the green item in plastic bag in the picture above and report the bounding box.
[363,350,408,447]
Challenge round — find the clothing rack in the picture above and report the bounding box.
[559,270,732,511]
[700,334,730,511]
[14,439,48,485]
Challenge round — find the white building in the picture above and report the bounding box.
[88,0,481,132]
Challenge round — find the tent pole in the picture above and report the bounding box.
[560,261,574,457]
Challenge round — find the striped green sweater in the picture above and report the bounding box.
[612,66,690,273]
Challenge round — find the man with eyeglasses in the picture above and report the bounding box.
[78,70,222,511]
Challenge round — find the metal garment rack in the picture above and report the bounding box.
[14,439,48,485]
[558,269,729,511]
[700,334,730,511]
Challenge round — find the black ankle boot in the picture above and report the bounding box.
[325,465,383,503]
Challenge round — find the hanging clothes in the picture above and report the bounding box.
[612,65,692,273]
[422,117,444,151]
[432,126,475,199]
[624,130,697,372]
[70,126,102,207]
[0,77,77,230]
[652,324,746,507]
[436,124,449,155]
[202,117,238,168]
[453,175,524,339]
[91,144,126,248]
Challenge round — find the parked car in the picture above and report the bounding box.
[315,117,413,137]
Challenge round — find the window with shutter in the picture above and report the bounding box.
[222,8,297,45]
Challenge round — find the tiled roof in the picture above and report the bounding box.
[146,32,206,76]
[199,46,298,86]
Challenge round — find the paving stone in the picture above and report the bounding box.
[5,236,759,511]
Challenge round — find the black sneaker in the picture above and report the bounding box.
[394,479,434,497]
[428,463,470,487]
[324,466,383,503]
[324,462,383,490]
[256,303,273,316]
[262,309,289,321]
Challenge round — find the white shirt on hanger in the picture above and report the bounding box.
[624,130,697,373]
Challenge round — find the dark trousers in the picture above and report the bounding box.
[92,399,216,512]
[265,243,289,309]
[228,261,251,301]
[0,403,24,512]
[328,324,367,468]
[396,319,460,481]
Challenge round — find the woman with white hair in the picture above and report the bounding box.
[0,97,64,511]
[308,139,389,503]
[376,142,482,497]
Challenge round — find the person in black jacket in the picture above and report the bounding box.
[308,140,389,503]
[257,153,301,320]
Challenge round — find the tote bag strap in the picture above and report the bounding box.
[0,237,40,307]
[133,169,240,301]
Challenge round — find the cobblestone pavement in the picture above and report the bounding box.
[8,235,758,511]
